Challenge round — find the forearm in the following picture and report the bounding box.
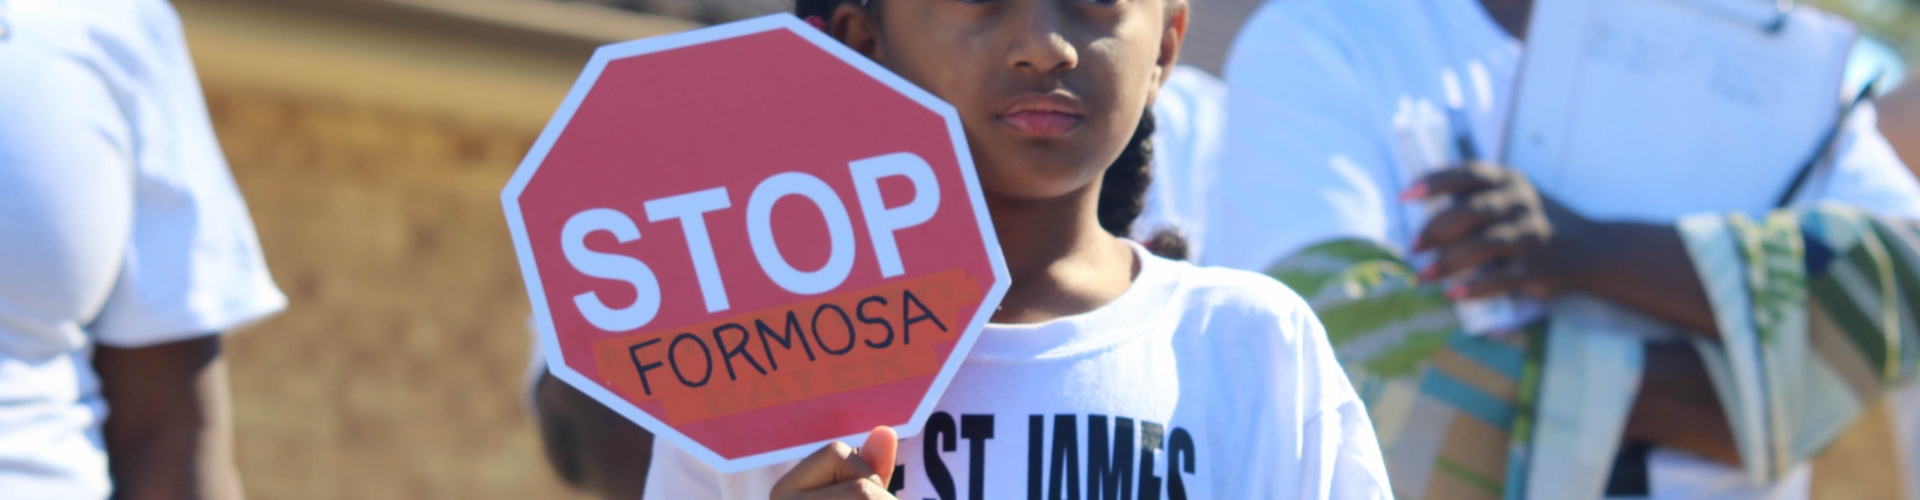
[1561,215,1721,338]
[1624,342,1740,465]
[1556,214,1738,462]
[96,337,242,500]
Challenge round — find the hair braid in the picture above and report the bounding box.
[1098,110,1155,238]
[1098,110,1190,260]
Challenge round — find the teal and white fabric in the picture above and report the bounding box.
[1271,239,1543,500]
[1679,205,1920,492]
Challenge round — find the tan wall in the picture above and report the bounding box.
[208,83,572,500]
[175,0,692,497]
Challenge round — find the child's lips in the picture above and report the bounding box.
[996,93,1086,138]
[998,111,1084,137]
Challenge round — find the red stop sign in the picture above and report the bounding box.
[502,15,1009,471]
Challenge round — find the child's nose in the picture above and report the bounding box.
[1006,2,1079,76]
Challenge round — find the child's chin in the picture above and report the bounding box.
[975,160,1108,201]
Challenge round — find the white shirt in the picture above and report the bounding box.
[643,244,1392,499]
[1210,0,1920,498]
[0,0,285,497]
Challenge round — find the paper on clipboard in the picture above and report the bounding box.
[1504,0,1856,222]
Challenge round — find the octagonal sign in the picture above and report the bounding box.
[502,14,1009,472]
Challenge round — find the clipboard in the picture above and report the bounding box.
[1502,0,1856,223]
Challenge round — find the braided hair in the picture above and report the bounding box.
[1104,109,1190,260]
[793,0,1190,260]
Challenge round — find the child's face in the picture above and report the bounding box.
[837,0,1186,201]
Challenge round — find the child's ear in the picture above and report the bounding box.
[1150,0,1190,96]
[830,3,884,64]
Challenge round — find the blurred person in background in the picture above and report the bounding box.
[0,0,285,498]
[1208,0,1920,498]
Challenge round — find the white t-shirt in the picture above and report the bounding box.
[0,0,285,497]
[1210,0,1920,499]
[643,244,1392,499]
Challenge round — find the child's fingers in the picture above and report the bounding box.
[770,441,879,499]
[860,426,899,489]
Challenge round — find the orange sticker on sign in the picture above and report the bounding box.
[591,268,980,424]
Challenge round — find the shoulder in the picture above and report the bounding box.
[8,0,195,117]
[1158,257,1320,340]
[1154,257,1362,424]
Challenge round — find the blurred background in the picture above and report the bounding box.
[179,0,1920,497]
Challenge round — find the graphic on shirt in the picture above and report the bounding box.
[500,14,1010,472]
[883,412,1201,500]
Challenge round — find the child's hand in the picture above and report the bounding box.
[769,426,899,500]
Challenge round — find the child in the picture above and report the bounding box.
[637,0,1392,498]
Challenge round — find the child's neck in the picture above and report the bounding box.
[986,183,1139,325]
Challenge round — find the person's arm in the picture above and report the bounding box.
[533,371,657,498]
[1626,342,1740,464]
[92,335,242,500]
[1540,213,1741,463]
[1409,164,1739,463]
[1411,165,1719,335]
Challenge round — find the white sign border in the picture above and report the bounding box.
[501,13,1011,474]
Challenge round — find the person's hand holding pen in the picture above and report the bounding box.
[1401,161,1598,301]
[1404,163,1740,466]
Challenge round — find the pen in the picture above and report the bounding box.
[1447,108,1481,162]
[1773,75,1879,208]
